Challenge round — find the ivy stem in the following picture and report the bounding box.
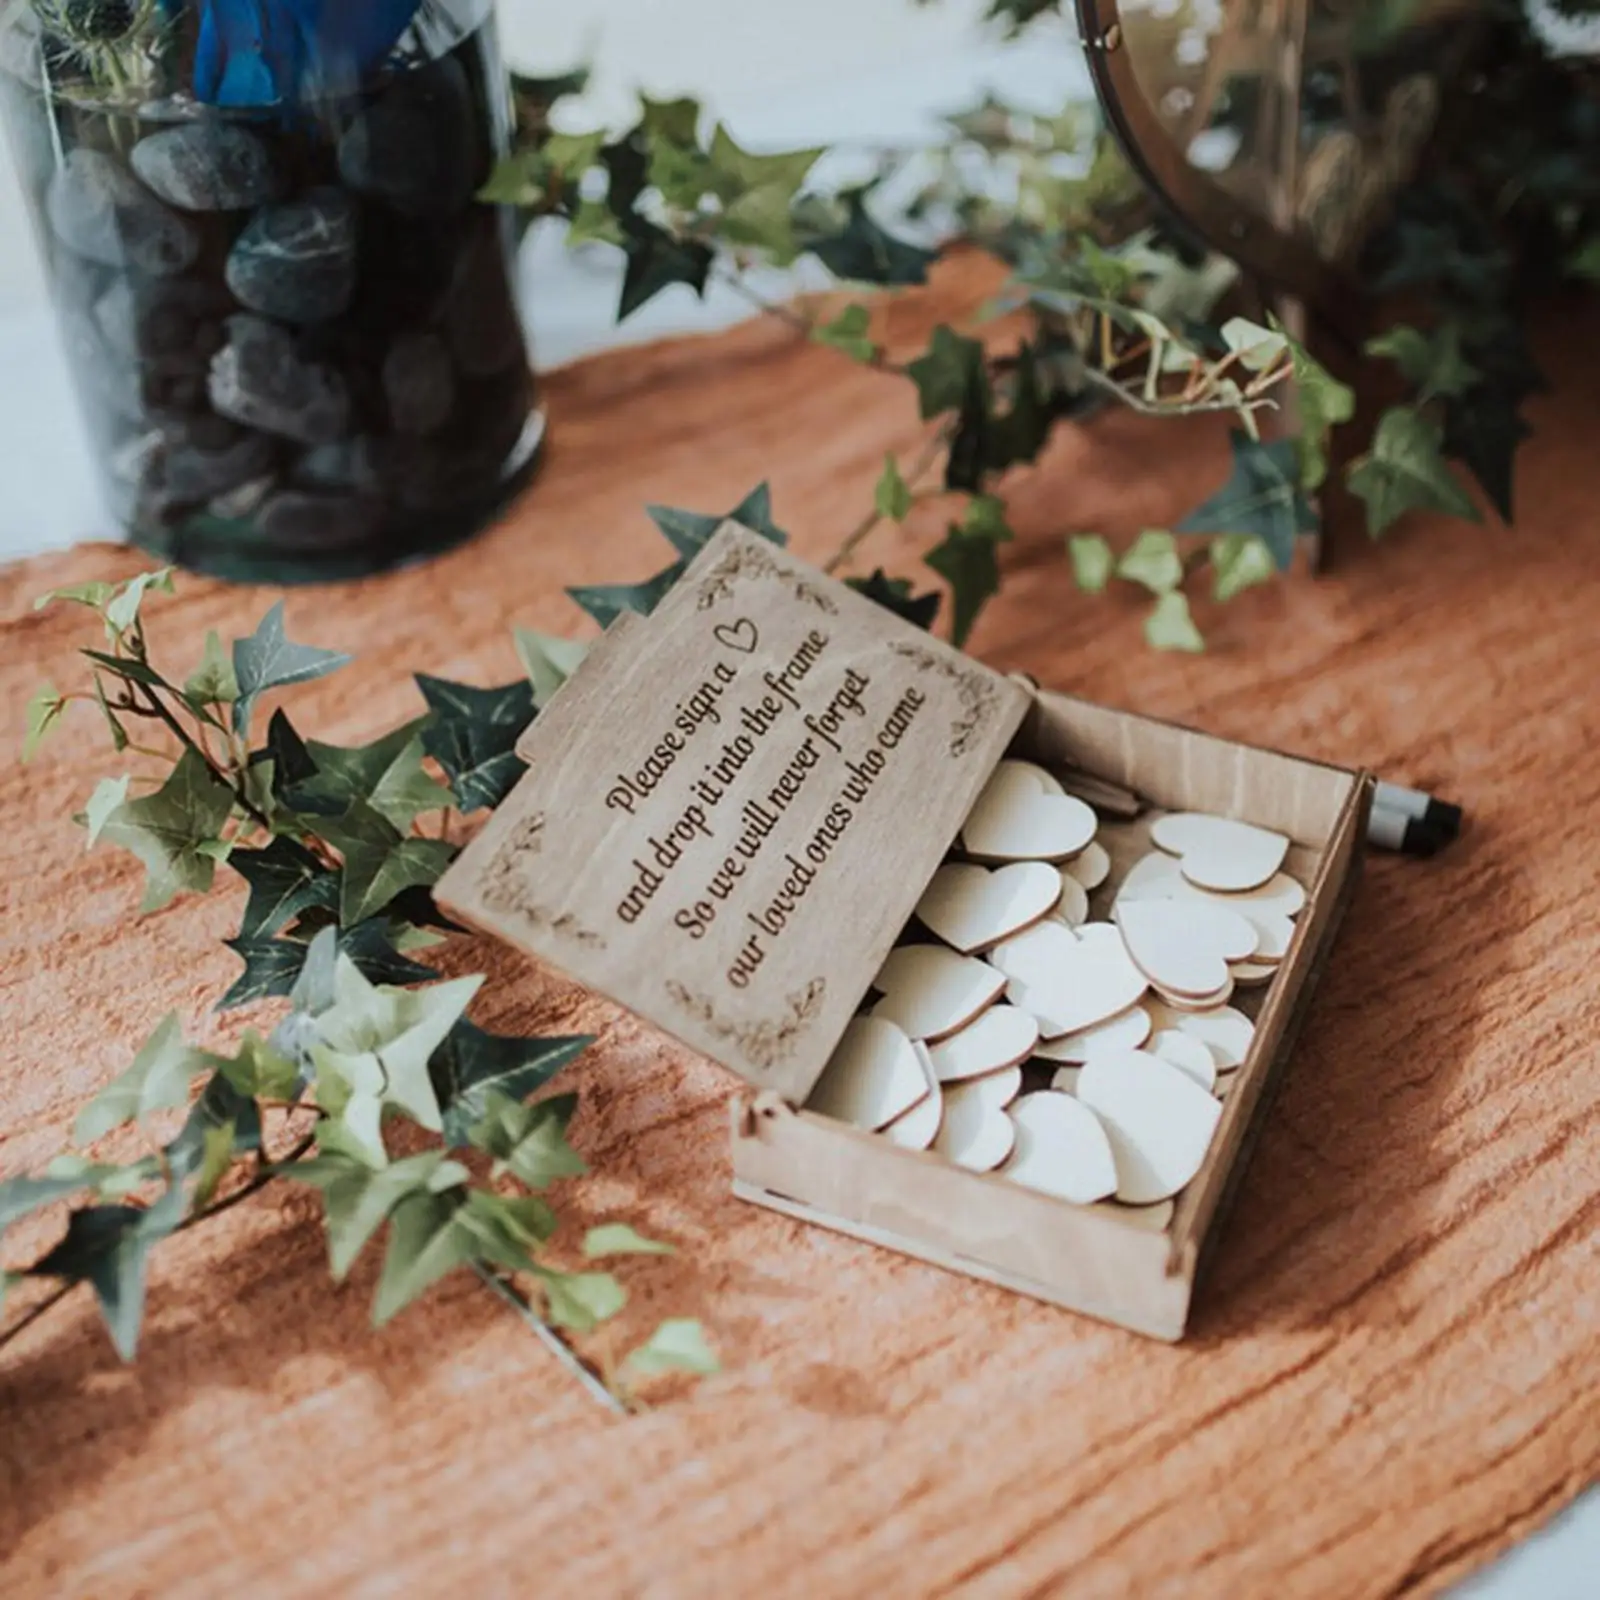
[823,423,954,576]
[130,681,275,835]
[472,1265,626,1414]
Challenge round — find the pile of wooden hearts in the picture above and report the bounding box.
[804,759,1309,1226]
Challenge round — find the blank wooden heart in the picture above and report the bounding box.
[1063,841,1111,893]
[807,1017,927,1130]
[1033,1003,1152,1064]
[1228,961,1277,988]
[1150,1029,1217,1091]
[1144,1002,1254,1071]
[926,1004,1038,1082]
[1114,899,1258,997]
[933,1077,1017,1170]
[1005,924,1149,1038]
[1249,912,1295,962]
[915,861,1060,953]
[1153,975,1235,1011]
[870,945,1005,1041]
[1009,758,1064,795]
[1150,812,1290,893]
[1117,851,1307,922]
[988,919,1080,986]
[1077,1049,1223,1204]
[1050,875,1090,928]
[1093,1197,1175,1232]
[1002,1091,1117,1204]
[882,1043,943,1149]
[961,763,1097,864]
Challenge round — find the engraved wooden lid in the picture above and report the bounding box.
[435,522,1031,1104]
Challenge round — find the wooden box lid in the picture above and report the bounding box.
[435,523,1031,1104]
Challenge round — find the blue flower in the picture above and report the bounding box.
[192,0,424,106]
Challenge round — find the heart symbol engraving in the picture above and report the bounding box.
[712,617,760,654]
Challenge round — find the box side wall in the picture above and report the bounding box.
[731,1098,1190,1341]
[1024,691,1356,847]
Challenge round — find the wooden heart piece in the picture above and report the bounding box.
[926,1004,1038,1082]
[1077,1049,1223,1204]
[807,1017,927,1130]
[934,1076,1017,1170]
[915,861,1060,954]
[961,762,1098,864]
[1117,850,1307,923]
[1032,1003,1152,1064]
[881,1042,943,1150]
[1000,921,1149,1038]
[1002,1091,1118,1204]
[1114,899,1258,998]
[1144,1002,1255,1071]
[870,945,1006,1041]
[1149,1029,1218,1091]
[1150,812,1290,893]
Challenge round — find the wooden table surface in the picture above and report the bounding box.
[2,260,1597,1598]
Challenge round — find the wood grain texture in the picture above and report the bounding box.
[2,257,1598,1598]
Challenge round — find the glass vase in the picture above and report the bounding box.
[0,0,541,582]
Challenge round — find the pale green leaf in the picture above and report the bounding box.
[1365,323,1479,403]
[1347,406,1483,538]
[567,198,625,248]
[288,1149,466,1280]
[513,629,589,709]
[74,1013,213,1144]
[1210,535,1277,603]
[288,718,449,832]
[625,1318,719,1377]
[317,803,456,927]
[183,630,238,707]
[104,568,174,634]
[874,454,912,521]
[468,1090,587,1189]
[583,1222,674,1258]
[1268,313,1355,491]
[231,601,352,737]
[372,1192,477,1326]
[1145,590,1205,653]
[219,1031,301,1101]
[23,683,66,761]
[1067,533,1114,594]
[1117,529,1183,594]
[191,1121,238,1209]
[83,775,130,846]
[97,747,236,912]
[811,303,876,363]
[1220,316,1288,372]
[540,1268,626,1332]
[34,579,116,613]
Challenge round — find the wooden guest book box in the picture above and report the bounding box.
[436,524,1372,1340]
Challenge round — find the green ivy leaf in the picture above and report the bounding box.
[925,522,1000,647]
[1067,534,1114,594]
[1210,534,1277,602]
[1442,384,1530,523]
[468,1090,587,1190]
[1347,406,1483,538]
[1144,590,1205,653]
[812,304,877,363]
[313,958,483,1140]
[805,190,937,286]
[182,629,238,708]
[1175,431,1319,569]
[874,454,912,521]
[1219,316,1288,371]
[253,709,318,799]
[218,1031,301,1101]
[317,803,456,928]
[372,1191,479,1326]
[645,482,788,562]
[514,629,589,709]
[540,1267,626,1332]
[435,1025,591,1147]
[27,1181,185,1360]
[616,220,714,321]
[1117,529,1182,594]
[583,1222,673,1258]
[218,920,440,1012]
[415,677,535,814]
[624,1317,719,1377]
[1268,314,1355,492]
[845,570,941,631]
[567,197,625,248]
[34,579,116,614]
[231,601,352,737]
[89,671,130,752]
[218,935,316,1009]
[288,719,452,830]
[288,1149,468,1280]
[82,775,130,846]
[97,747,236,913]
[75,1013,214,1144]
[905,325,988,421]
[231,836,339,941]
[23,683,67,761]
[1365,323,1480,403]
[103,568,174,635]
[0,1167,120,1242]
[568,561,687,628]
